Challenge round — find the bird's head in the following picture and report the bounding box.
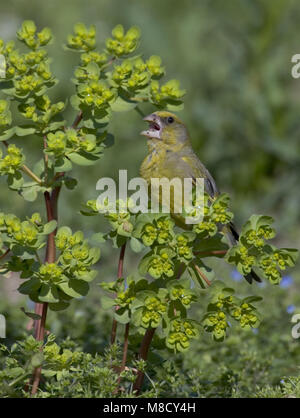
[140,111,189,147]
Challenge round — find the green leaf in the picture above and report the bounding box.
[21,185,39,202]
[242,296,263,304]
[55,157,73,172]
[15,126,36,136]
[20,307,41,320]
[59,279,89,298]
[130,237,144,253]
[42,220,57,235]
[18,278,41,295]
[90,232,106,245]
[75,269,98,282]
[166,102,184,112]
[31,353,44,368]
[114,308,130,324]
[57,226,72,237]
[110,96,137,112]
[39,284,60,303]
[64,177,77,189]
[70,94,81,111]
[68,151,101,166]
[0,127,16,141]
[7,172,24,190]
[89,247,101,264]
[100,294,115,310]
[194,233,228,256]
[48,301,70,311]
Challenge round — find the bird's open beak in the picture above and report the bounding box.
[140,113,162,140]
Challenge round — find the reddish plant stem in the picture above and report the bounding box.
[193,250,227,257]
[133,328,156,394]
[110,243,126,344]
[0,248,10,261]
[31,191,57,396]
[194,263,212,286]
[31,302,48,395]
[72,110,83,129]
[114,322,130,392]
[31,111,83,395]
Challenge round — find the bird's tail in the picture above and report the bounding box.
[227,222,262,284]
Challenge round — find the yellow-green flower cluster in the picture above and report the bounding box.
[148,249,174,279]
[232,303,259,329]
[0,100,12,130]
[19,95,65,124]
[55,229,83,252]
[214,293,233,310]
[175,234,193,261]
[244,225,275,248]
[46,131,67,156]
[146,56,165,78]
[106,25,140,57]
[211,199,233,224]
[141,296,167,328]
[170,285,194,308]
[259,249,293,284]
[55,227,100,281]
[237,245,256,274]
[0,214,39,247]
[77,80,115,109]
[39,263,63,284]
[203,311,228,341]
[80,51,107,68]
[14,74,44,97]
[150,79,185,105]
[111,58,150,92]
[0,144,24,175]
[115,288,136,309]
[17,20,52,49]
[105,211,133,237]
[67,23,96,51]
[166,319,198,352]
[141,217,173,246]
[45,129,97,158]
[193,193,233,236]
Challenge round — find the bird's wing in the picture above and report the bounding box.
[163,150,219,198]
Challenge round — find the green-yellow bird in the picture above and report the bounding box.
[140,110,261,284]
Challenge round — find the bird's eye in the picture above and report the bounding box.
[167,116,174,124]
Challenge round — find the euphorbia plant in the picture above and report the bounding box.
[0,21,298,396]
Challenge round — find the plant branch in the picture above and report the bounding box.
[20,165,43,185]
[114,322,130,393]
[193,250,227,257]
[31,187,59,395]
[111,242,126,345]
[194,263,212,286]
[72,110,83,129]
[133,328,156,395]
[0,248,10,261]
[3,140,42,185]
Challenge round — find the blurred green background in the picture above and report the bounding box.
[1,0,300,397]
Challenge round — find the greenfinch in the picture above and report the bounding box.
[140,110,261,284]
